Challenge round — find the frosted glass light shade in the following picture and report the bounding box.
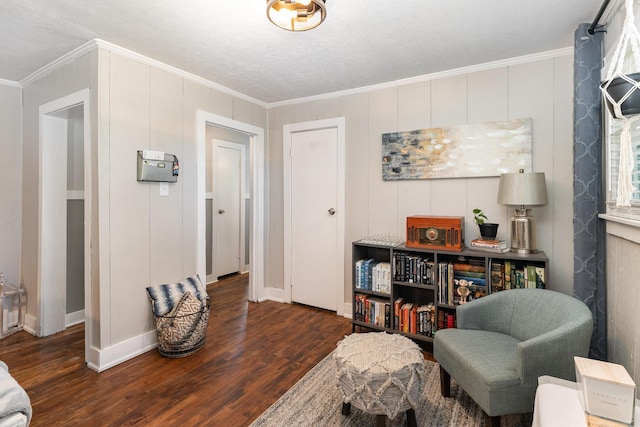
[267,0,327,31]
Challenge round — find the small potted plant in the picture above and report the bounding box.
[473,208,499,240]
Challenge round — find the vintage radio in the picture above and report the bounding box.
[406,216,465,251]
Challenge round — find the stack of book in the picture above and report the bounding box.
[355,259,391,294]
[470,238,509,253]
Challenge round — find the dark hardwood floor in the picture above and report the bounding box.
[0,274,356,426]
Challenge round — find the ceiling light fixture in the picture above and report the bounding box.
[267,0,327,32]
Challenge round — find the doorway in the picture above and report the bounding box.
[283,117,345,314]
[196,112,265,302]
[205,135,248,283]
[38,89,92,362]
[214,140,246,277]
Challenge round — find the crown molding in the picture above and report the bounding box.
[20,39,98,87]
[93,39,267,108]
[17,38,267,108]
[267,46,574,108]
[13,38,572,109]
[0,78,21,88]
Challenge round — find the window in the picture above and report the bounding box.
[605,116,640,218]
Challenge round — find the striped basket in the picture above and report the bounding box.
[154,291,211,358]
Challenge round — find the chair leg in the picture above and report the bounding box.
[375,414,386,427]
[406,408,417,427]
[341,402,351,416]
[484,411,500,427]
[439,365,451,397]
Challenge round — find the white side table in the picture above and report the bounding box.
[533,376,640,427]
[0,281,24,338]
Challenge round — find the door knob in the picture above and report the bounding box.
[218,209,226,214]
[328,208,335,215]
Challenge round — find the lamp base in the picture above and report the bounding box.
[510,208,538,254]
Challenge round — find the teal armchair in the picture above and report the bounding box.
[433,288,593,427]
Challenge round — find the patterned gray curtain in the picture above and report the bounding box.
[573,23,606,360]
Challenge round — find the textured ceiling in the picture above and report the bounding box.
[0,0,604,104]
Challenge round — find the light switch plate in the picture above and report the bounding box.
[159,182,169,197]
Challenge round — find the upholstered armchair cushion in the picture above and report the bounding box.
[434,288,593,420]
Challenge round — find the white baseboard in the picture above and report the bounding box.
[66,310,85,327]
[87,330,158,372]
[23,314,38,336]
[343,303,352,319]
[259,286,285,303]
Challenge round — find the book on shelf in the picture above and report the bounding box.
[471,238,507,249]
[416,303,436,337]
[392,252,434,285]
[452,262,485,273]
[355,293,390,327]
[371,262,391,294]
[488,261,545,290]
[470,239,510,253]
[393,297,404,330]
[356,258,392,293]
[437,309,456,331]
[490,261,505,293]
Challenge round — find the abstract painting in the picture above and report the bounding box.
[382,118,532,180]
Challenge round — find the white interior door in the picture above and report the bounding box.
[40,114,68,336]
[290,127,338,311]
[215,143,243,277]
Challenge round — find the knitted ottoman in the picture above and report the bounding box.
[334,332,424,427]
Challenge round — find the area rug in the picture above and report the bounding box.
[249,351,532,427]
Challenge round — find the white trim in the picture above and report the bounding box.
[343,303,353,320]
[86,330,158,373]
[0,79,20,88]
[65,309,85,327]
[283,117,346,315]
[94,40,267,108]
[15,37,573,109]
[260,286,285,303]
[37,89,93,368]
[66,190,85,200]
[196,111,265,303]
[23,314,37,336]
[21,41,98,87]
[601,213,640,245]
[19,39,267,108]
[268,47,574,108]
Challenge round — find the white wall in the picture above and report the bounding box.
[21,50,97,333]
[19,43,267,370]
[95,48,267,360]
[267,52,575,305]
[0,84,22,286]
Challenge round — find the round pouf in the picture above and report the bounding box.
[334,332,424,426]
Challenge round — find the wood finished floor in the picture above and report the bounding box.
[0,274,434,426]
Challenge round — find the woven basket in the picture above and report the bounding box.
[155,298,210,358]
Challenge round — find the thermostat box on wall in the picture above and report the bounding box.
[137,150,179,182]
[574,356,636,425]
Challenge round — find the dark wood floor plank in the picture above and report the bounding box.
[0,274,356,426]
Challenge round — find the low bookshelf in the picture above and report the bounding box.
[352,240,549,344]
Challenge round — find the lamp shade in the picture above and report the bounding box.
[497,171,548,206]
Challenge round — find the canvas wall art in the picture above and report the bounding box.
[381,118,532,180]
